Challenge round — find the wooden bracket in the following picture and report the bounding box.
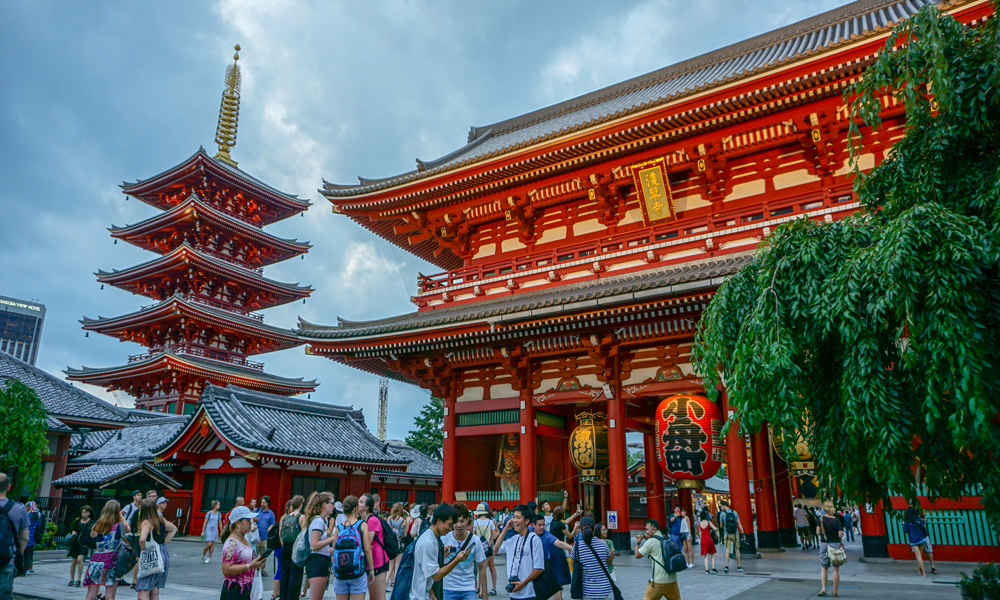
[582,171,625,226]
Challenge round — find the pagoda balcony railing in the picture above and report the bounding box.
[181,294,266,321]
[128,343,264,371]
[417,184,857,296]
[192,245,264,274]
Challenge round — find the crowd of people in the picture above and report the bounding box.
[0,470,946,600]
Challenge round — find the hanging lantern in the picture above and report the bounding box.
[569,411,609,484]
[655,393,723,490]
[771,424,815,476]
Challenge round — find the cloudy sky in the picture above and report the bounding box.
[1,0,851,440]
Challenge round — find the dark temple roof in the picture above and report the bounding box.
[377,442,443,479]
[323,0,950,197]
[70,416,191,464]
[54,461,181,490]
[195,384,410,467]
[0,352,132,425]
[299,253,752,340]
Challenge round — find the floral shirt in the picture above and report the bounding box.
[222,537,256,590]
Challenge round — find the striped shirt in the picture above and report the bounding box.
[573,536,611,599]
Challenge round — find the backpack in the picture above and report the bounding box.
[280,513,301,546]
[372,515,400,560]
[389,533,418,600]
[334,520,367,580]
[266,518,282,550]
[533,536,561,600]
[0,500,19,570]
[291,528,311,568]
[723,510,739,534]
[651,534,687,574]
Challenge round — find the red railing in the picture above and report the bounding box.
[193,245,264,274]
[129,343,264,371]
[417,184,857,294]
[140,295,265,322]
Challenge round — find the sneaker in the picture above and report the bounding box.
[737,566,745,572]
[706,570,711,575]
[725,566,729,573]
[203,557,210,564]
[711,569,719,574]
[26,569,34,575]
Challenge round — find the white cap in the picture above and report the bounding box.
[229,506,259,522]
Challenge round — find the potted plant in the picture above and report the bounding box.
[958,563,1000,600]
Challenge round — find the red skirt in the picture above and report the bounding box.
[700,525,717,556]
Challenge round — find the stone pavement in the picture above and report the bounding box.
[14,536,965,600]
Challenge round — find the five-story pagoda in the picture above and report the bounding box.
[68,46,317,414]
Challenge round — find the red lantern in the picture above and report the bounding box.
[654,393,723,489]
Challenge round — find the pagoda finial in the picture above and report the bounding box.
[213,44,242,167]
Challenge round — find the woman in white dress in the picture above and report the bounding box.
[203,500,223,563]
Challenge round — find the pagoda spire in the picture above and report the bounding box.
[214,44,242,166]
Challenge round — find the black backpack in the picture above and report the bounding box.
[723,510,739,534]
[0,500,19,570]
[373,515,400,560]
[650,534,687,574]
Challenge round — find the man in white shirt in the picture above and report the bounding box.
[411,503,472,600]
[441,503,487,600]
[492,505,544,600]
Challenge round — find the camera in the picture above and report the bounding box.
[505,575,520,593]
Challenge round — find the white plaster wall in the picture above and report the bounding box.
[618,208,643,227]
[674,194,712,212]
[537,226,568,246]
[572,219,605,236]
[201,458,225,470]
[289,464,316,472]
[474,243,496,260]
[773,169,818,190]
[502,238,526,253]
[723,237,762,250]
[726,179,766,201]
[835,153,875,176]
[489,383,516,399]
[320,466,347,474]
[457,387,484,403]
[622,366,660,386]
[229,457,252,469]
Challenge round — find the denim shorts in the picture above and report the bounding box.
[333,575,368,595]
[912,538,933,553]
[443,590,479,600]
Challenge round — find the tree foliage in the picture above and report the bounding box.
[0,379,50,494]
[405,396,444,461]
[693,2,1000,521]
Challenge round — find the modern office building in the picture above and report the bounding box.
[0,294,45,365]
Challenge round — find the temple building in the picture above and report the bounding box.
[67,46,316,414]
[300,0,998,561]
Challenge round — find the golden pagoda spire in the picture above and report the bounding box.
[213,44,242,166]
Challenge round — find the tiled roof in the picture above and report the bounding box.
[197,384,410,467]
[70,416,190,464]
[324,0,948,196]
[299,253,751,339]
[53,461,181,490]
[377,442,443,479]
[0,352,131,424]
[47,416,72,434]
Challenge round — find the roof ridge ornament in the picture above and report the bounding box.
[214,44,242,167]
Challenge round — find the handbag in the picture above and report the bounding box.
[137,530,165,579]
[584,540,624,600]
[826,544,847,566]
[569,544,583,599]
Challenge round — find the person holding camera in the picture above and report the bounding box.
[633,519,681,600]
[410,503,471,600]
[492,505,544,600]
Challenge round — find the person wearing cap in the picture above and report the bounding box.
[472,502,499,596]
[334,500,347,529]
[220,505,266,600]
[408,504,428,542]
[156,495,169,517]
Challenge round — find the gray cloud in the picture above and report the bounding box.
[1,0,851,440]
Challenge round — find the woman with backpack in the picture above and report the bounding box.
[904,507,937,576]
[67,505,94,587]
[359,494,390,600]
[472,503,499,597]
[331,495,374,600]
[278,495,305,600]
[386,502,406,587]
[84,501,130,600]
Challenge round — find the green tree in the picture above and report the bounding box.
[627,448,645,467]
[406,396,444,461]
[0,379,49,494]
[693,2,1000,522]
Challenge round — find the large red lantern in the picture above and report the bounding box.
[654,393,724,489]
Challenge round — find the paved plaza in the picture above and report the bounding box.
[14,536,966,600]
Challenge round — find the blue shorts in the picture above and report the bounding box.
[444,590,479,600]
[333,576,368,595]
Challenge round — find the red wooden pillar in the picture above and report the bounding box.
[442,393,458,503]
[751,428,782,550]
[643,431,666,528]
[518,370,537,505]
[860,500,891,559]
[277,463,288,511]
[51,435,71,499]
[722,390,755,554]
[246,461,261,503]
[607,355,629,537]
[678,488,693,520]
[772,452,798,547]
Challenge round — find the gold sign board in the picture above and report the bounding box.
[631,157,676,225]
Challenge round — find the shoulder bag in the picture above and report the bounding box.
[583,540,623,600]
[137,528,165,579]
[569,541,584,599]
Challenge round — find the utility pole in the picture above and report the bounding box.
[377,377,388,441]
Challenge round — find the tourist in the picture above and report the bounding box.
[716,500,744,573]
[127,491,159,589]
[817,499,845,597]
[22,501,40,575]
[202,500,223,563]
[387,502,407,587]
[83,500,129,600]
[904,507,937,576]
[147,489,158,502]
[229,497,246,521]
[359,493,388,600]
[136,497,177,600]
[0,473,26,600]
[596,523,615,582]
[408,504,428,542]
[279,495,306,600]
[551,503,582,542]
[851,507,862,536]
[220,505,267,600]
[332,495,374,599]
[412,503,470,600]
[257,496,276,577]
[633,519,680,600]
[540,490,569,531]
[472,502,499,596]
[334,501,347,529]
[122,491,142,524]
[842,508,855,542]
[794,503,811,550]
[303,491,336,600]
[442,503,488,600]
[698,509,719,575]
[492,505,544,600]
[806,507,819,549]
[156,495,168,518]
[572,516,612,600]
[67,505,93,587]
[532,513,572,600]
[678,508,693,569]
[667,506,683,547]
[270,500,291,600]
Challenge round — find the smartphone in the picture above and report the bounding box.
[261,548,274,560]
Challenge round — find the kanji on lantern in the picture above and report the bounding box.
[655,394,723,484]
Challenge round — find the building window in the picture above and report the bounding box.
[201,473,246,512]
[385,488,408,506]
[415,490,436,505]
[291,475,340,500]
